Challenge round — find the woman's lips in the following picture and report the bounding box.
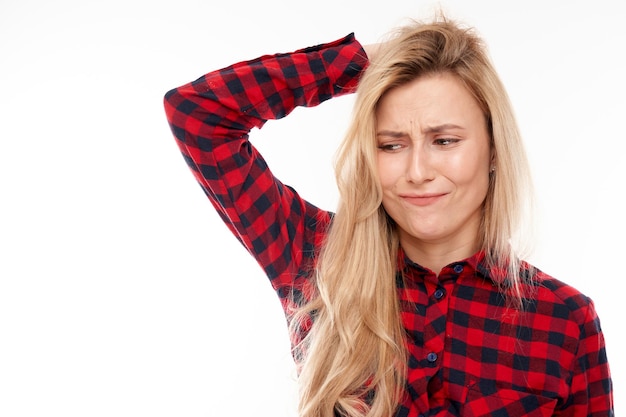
[401,193,447,207]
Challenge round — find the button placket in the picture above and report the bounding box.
[426,352,438,363]
[433,288,445,300]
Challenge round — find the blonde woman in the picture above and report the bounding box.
[164,16,613,417]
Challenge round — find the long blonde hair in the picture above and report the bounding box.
[290,15,535,417]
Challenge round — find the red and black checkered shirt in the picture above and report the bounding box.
[164,34,613,416]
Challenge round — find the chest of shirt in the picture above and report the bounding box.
[397,265,577,415]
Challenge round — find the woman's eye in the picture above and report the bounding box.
[377,143,403,152]
[434,138,460,146]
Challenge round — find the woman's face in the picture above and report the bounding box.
[375,72,492,259]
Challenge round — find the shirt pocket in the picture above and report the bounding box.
[461,384,558,417]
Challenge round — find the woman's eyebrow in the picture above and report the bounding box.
[423,123,464,133]
[376,124,464,137]
[376,130,406,138]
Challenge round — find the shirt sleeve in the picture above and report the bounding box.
[163,34,368,291]
[565,298,614,416]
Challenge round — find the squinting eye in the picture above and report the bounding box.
[377,143,403,152]
[434,138,460,146]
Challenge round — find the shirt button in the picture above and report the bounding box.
[434,289,445,299]
[453,264,464,274]
[426,352,438,363]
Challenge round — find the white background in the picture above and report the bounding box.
[1,0,623,416]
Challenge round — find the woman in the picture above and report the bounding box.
[163,15,613,417]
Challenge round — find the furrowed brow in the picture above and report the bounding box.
[376,130,407,138]
[423,123,464,134]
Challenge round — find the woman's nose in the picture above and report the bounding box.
[406,147,435,184]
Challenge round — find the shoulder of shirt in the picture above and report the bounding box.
[524,263,595,318]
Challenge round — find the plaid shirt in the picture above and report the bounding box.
[164,34,613,416]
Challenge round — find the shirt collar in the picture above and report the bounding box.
[397,247,496,284]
